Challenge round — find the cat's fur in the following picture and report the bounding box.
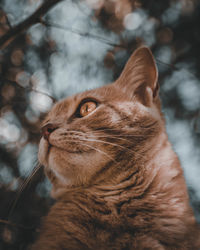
[31,47,200,249]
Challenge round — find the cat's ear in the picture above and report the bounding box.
[116,47,159,106]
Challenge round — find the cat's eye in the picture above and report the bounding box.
[79,101,97,117]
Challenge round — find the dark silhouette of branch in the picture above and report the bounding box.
[0,219,33,230]
[0,0,64,49]
[0,76,57,103]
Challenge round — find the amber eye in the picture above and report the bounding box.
[79,101,97,117]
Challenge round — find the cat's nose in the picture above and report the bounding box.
[41,123,58,140]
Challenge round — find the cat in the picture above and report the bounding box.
[31,47,200,250]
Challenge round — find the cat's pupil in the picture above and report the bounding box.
[85,104,88,112]
[79,101,96,117]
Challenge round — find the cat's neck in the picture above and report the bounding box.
[54,129,197,237]
[90,130,189,208]
[55,129,190,213]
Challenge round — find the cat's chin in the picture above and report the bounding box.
[38,137,70,169]
[39,135,117,190]
[45,167,75,198]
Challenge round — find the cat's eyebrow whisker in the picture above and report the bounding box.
[8,163,42,219]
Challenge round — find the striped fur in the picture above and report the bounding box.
[32,47,200,250]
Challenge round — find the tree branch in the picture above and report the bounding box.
[0,0,64,49]
[0,76,57,103]
[0,219,33,230]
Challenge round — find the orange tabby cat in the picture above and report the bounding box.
[31,47,200,249]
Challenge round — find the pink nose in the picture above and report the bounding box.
[41,123,58,140]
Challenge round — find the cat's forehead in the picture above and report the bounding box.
[46,84,125,120]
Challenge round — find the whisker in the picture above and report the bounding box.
[59,131,130,145]
[73,128,144,139]
[91,131,142,138]
[60,129,141,143]
[92,128,123,133]
[61,128,122,135]
[56,136,117,164]
[91,127,144,134]
[81,137,132,152]
[59,132,144,159]
[72,136,144,158]
[77,142,117,164]
[8,163,41,219]
[73,132,131,143]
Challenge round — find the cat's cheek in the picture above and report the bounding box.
[38,137,49,166]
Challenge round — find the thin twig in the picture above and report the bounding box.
[41,20,126,49]
[156,58,199,79]
[39,21,196,75]
[4,12,13,30]
[155,58,178,71]
[0,0,64,49]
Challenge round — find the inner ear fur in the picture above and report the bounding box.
[116,47,159,106]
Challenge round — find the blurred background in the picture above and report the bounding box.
[0,0,199,249]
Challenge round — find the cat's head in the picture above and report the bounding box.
[38,47,164,198]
